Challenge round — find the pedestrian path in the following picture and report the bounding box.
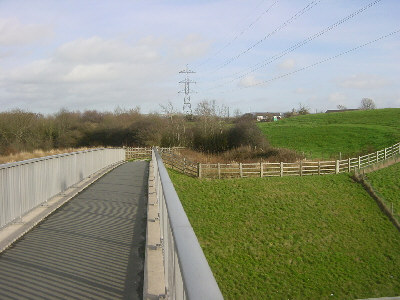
[0,161,148,299]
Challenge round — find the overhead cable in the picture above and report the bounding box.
[213,0,322,71]
[209,0,382,90]
[242,28,399,88]
[196,0,279,69]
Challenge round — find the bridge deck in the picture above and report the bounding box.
[0,161,148,299]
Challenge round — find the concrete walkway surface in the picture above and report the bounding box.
[0,161,148,299]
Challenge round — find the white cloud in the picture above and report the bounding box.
[0,49,12,60]
[238,75,260,87]
[294,87,309,94]
[0,35,190,112]
[0,18,52,46]
[339,74,390,90]
[174,34,210,58]
[6,59,63,83]
[4,36,169,85]
[55,36,160,64]
[328,92,347,104]
[278,58,296,70]
[63,64,118,82]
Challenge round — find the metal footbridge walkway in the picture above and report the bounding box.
[0,161,148,299]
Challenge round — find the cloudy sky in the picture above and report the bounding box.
[0,0,399,114]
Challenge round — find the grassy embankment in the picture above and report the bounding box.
[258,108,400,159]
[367,162,400,223]
[169,170,400,299]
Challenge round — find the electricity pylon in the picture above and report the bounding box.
[179,65,196,115]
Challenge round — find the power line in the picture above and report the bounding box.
[213,0,322,72]
[210,28,399,96]
[208,0,382,90]
[196,0,279,69]
[241,28,400,89]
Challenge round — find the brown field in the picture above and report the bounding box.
[179,146,303,164]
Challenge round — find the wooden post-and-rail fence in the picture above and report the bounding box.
[124,142,400,179]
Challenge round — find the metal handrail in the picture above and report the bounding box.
[152,148,223,300]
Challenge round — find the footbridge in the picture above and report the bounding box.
[0,148,223,300]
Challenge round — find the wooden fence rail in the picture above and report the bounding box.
[160,151,199,178]
[125,147,152,160]
[124,142,400,179]
[124,147,185,161]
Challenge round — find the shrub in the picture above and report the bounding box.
[228,120,268,150]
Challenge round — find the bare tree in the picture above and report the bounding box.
[159,101,187,146]
[233,108,242,118]
[359,98,376,110]
[160,101,179,120]
[297,103,310,115]
[195,100,217,117]
[195,100,219,134]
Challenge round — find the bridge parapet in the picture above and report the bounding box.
[0,148,125,229]
[146,148,223,300]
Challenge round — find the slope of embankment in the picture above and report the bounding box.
[367,161,400,223]
[258,108,400,159]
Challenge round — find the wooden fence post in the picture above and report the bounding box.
[358,156,361,169]
[260,162,263,178]
[384,148,387,160]
[299,161,303,176]
[183,158,186,175]
[217,163,221,179]
[348,158,351,172]
[239,163,243,178]
[376,150,379,163]
[318,161,321,175]
[335,160,339,174]
[198,163,202,178]
[280,162,283,177]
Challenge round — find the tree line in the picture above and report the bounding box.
[0,101,268,156]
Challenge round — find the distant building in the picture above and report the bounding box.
[325,109,359,113]
[250,112,283,122]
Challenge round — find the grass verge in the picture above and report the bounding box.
[169,170,400,299]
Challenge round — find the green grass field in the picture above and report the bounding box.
[258,108,400,159]
[169,170,400,299]
[367,162,400,223]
